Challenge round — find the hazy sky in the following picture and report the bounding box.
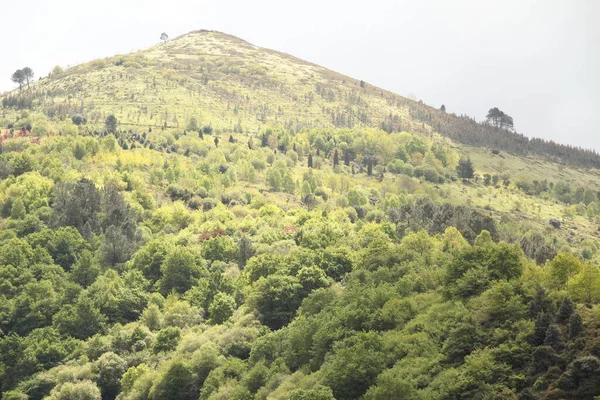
[2,0,599,149]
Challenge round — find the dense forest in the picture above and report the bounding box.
[0,110,599,399]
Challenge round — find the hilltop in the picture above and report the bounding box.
[3,30,600,168]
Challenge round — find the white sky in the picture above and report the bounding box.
[2,0,599,150]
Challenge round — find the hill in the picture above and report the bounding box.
[3,30,600,168]
[1,30,600,400]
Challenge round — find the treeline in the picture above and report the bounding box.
[408,102,600,168]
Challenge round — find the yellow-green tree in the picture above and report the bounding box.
[569,262,600,304]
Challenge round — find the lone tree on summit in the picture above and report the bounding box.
[11,69,25,90]
[486,107,514,131]
[22,67,34,88]
[160,32,169,42]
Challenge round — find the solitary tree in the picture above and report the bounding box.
[186,117,199,132]
[11,69,25,90]
[105,115,118,133]
[456,156,475,180]
[440,104,446,113]
[21,67,34,88]
[486,107,514,130]
[160,32,169,42]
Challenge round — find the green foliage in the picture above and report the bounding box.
[289,385,335,400]
[208,292,236,324]
[46,381,101,400]
[105,115,117,133]
[94,352,126,398]
[3,43,600,400]
[53,296,107,339]
[152,327,181,353]
[247,275,303,330]
[158,247,206,295]
[149,359,196,400]
[549,252,583,289]
[321,333,385,400]
[456,156,475,180]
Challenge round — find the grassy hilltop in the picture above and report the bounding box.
[14,30,418,132]
[1,30,600,399]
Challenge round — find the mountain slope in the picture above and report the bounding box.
[4,30,599,170]
[2,30,600,400]
[20,30,410,132]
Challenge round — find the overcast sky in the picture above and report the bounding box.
[2,0,598,150]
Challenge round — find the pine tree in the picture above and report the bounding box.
[333,149,339,167]
[533,312,554,346]
[11,69,24,91]
[544,323,562,349]
[456,157,474,180]
[558,297,574,323]
[105,115,118,134]
[308,154,313,168]
[568,312,583,339]
[238,235,255,268]
[344,149,350,166]
[367,158,373,176]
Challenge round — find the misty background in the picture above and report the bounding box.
[2,0,598,150]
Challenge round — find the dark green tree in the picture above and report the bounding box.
[238,235,255,268]
[52,178,101,235]
[149,359,196,400]
[486,107,514,130]
[21,67,34,88]
[11,69,25,91]
[105,115,118,134]
[568,312,583,339]
[558,297,574,323]
[158,248,206,294]
[247,275,302,330]
[544,323,562,350]
[152,327,181,353]
[322,333,385,400]
[53,296,107,339]
[456,156,475,180]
